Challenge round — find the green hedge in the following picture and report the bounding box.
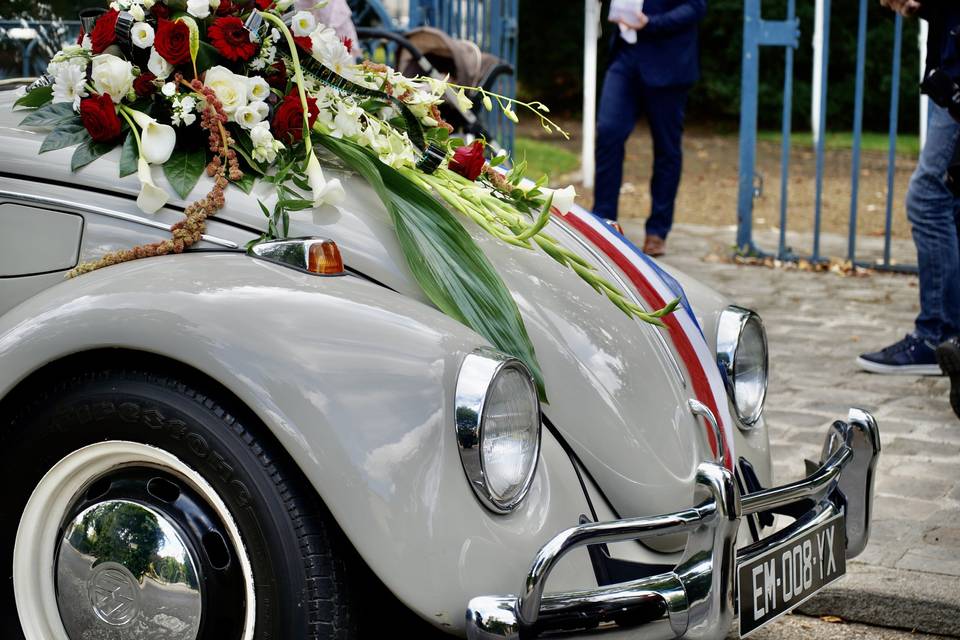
[518,0,923,132]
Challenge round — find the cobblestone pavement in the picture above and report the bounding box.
[620,221,960,636]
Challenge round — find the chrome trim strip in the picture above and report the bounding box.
[465,408,881,640]
[0,189,240,249]
[549,216,687,389]
[688,399,726,467]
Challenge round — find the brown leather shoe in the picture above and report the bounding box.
[643,235,666,257]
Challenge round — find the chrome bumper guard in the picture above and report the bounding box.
[466,408,880,639]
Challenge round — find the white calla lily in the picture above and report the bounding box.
[136,158,169,214]
[128,109,176,165]
[306,152,345,208]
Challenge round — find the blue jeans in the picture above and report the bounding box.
[907,103,960,343]
[593,45,688,238]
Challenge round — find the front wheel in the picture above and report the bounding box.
[1,369,356,640]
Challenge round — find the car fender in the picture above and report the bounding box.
[0,252,599,632]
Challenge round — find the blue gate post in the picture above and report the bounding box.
[847,0,868,262]
[883,14,903,269]
[777,0,797,259]
[811,0,831,262]
[736,0,801,254]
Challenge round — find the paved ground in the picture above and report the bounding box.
[740,613,951,639]
[619,220,960,637]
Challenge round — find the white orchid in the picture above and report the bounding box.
[147,47,173,80]
[136,158,169,213]
[291,11,316,37]
[204,66,248,118]
[91,54,134,104]
[250,122,283,164]
[130,22,154,48]
[128,108,176,164]
[541,185,577,213]
[186,0,211,19]
[306,152,345,208]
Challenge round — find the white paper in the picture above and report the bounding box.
[618,23,637,44]
[609,0,644,23]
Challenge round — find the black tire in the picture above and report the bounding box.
[0,368,357,640]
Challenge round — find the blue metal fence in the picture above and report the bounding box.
[736,0,914,272]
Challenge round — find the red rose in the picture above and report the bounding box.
[216,0,239,15]
[449,140,486,181]
[265,60,287,90]
[155,19,191,65]
[272,89,319,142]
[80,93,122,143]
[151,3,171,19]
[133,72,157,98]
[90,9,119,55]
[255,0,273,9]
[294,35,312,52]
[209,16,259,62]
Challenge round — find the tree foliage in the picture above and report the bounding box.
[518,0,923,132]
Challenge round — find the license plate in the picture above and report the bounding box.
[737,513,846,637]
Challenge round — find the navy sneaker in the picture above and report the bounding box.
[936,338,960,419]
[856,334,942,375]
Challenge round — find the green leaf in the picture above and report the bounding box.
[71,138,116,171]
[194,41,219,74]
[39,121,89,153]
[177,16,201,67]
[20,102,77,127]
[231,172,256,194]
[163,147,207,199]
[314,134,547,400]
[277,198,314,211]
[119,131,138,178]
[14,85,53,109]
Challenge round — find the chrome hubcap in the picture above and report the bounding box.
[56,499,202,638]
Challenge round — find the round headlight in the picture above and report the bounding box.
[455,349,541,513]
[716,307,769,427]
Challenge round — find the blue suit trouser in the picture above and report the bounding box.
[592,45,689,239]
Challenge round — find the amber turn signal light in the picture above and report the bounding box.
[308,240,345,275]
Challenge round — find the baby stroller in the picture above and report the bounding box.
[355,25,514,151]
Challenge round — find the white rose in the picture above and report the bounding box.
[91,54,135,104]
[186,0,211,19]
[130,22,154,48]
[147,47,173,79]
[291,11,316,37]
[204,65,247,117]
[161,81,176,97]
[247,76,270,102]
[250,122,282,164]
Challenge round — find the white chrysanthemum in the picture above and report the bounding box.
[130,22,154,48]
[291,11,316,37]
[49,59,88,106]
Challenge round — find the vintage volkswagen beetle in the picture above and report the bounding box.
[0,79,879,640]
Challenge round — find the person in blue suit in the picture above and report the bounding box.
[592,0,706,257]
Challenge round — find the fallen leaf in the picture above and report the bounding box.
[821,615,844,623]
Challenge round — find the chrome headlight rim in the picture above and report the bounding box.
[716,306,769,428]
[454,348,542,514]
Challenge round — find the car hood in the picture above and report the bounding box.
[1,100,717,522]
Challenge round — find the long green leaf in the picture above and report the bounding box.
[119,131,138,177]
[163,147,207,199]
[20,101,76,127]
[39,120,88,153]
[315,134,547,400]
[71,138,116,171]
[14,85,53,109]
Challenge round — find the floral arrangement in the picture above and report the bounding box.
[13,0,675,399]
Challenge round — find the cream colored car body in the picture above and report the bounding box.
[0,89,770,635]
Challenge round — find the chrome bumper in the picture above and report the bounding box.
[465,408,880,640]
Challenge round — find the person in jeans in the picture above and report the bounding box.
[859,0,960,419]
[592,0,706,257]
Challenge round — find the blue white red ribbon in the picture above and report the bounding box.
[556,205,736,469]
